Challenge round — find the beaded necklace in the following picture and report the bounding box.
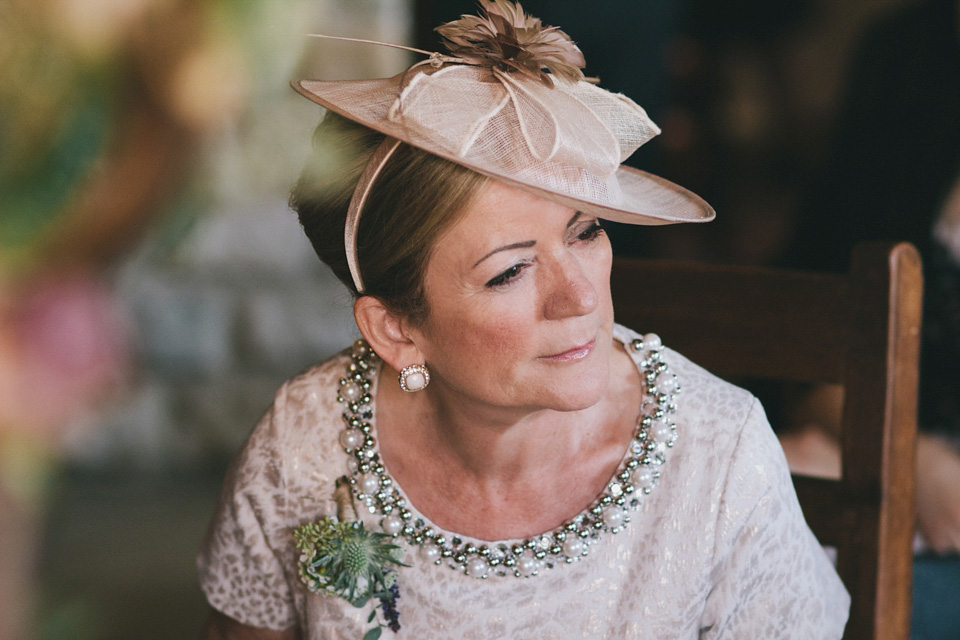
[335,333,679,579]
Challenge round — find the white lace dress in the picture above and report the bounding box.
[197,324,849,639]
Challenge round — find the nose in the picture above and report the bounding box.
[542,255,599,320]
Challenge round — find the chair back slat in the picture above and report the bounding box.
[611,259,848,382]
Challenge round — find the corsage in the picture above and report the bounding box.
[294,477,406,638]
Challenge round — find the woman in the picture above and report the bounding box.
[198,2,849,638]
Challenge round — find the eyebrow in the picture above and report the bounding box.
[472,241,536,268]
[471,212,586,268]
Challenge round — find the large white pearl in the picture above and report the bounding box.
[339,428,363,450]
[605,505,626,529]
[635,467,655,489]
[359,473,380,495]
[652,420,673,444]
[341,381,361,402]
[562,537,584,558]
[659,374,678,393]
[467,557,488,578]
[419,544,441,564]
[642,333,662,350]
[381,515,403,535]
[517,551,538,576]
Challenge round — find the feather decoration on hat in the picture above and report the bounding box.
[436,0,585,87]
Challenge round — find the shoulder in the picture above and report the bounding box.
[274,347,353,420]
[196,346,359,627]
[222,346,356,515]
[614,323,775,513]
[250,348,353,452]
[614,323,759,448]
[619,326,801,551]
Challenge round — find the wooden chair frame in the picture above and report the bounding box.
[610,242,922,640]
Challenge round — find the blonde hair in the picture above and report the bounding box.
[290,112,487,321]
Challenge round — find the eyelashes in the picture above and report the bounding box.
[485,260,532,288]
[483,220,605,289]
[576,220,604,242]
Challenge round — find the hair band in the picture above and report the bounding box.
[344,136,402,294]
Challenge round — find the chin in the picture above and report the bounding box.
[541,358,611,412]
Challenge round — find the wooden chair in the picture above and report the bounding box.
[610,242,922,640]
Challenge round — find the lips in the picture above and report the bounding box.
[541,339,596,362]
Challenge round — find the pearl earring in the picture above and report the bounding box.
[399,364,430,392]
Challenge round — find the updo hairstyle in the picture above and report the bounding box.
[290,112,488,323]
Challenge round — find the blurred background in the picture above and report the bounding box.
[1,0,955,638]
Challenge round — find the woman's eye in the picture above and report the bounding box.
[485,262,529,288]
[574,221,604,243]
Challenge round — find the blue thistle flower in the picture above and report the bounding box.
[294,516,406,630]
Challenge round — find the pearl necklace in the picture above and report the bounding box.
[335,334,679,579]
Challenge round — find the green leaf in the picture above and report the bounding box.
[352,595,370,608]
[363,627,383,640]
[367,609,377,623]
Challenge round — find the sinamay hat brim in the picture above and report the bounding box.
[293,74,715,227]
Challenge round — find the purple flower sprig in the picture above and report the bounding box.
[379,582,401,633]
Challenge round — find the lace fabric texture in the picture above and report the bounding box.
[197,325,849,638]
[390,64,659,208]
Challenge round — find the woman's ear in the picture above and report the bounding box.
[354,296,424,372]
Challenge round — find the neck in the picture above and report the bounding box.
[374,343,643,539]
[376,345,639,485]
[427,385,601,482]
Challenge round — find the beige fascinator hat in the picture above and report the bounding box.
[293,0,714,293]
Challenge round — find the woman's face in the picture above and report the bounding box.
[408,181,616,416]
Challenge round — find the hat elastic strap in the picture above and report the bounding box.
[345,136,402,294]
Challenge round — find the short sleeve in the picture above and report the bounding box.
[197,394,299,631]
[699,398,850,639]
